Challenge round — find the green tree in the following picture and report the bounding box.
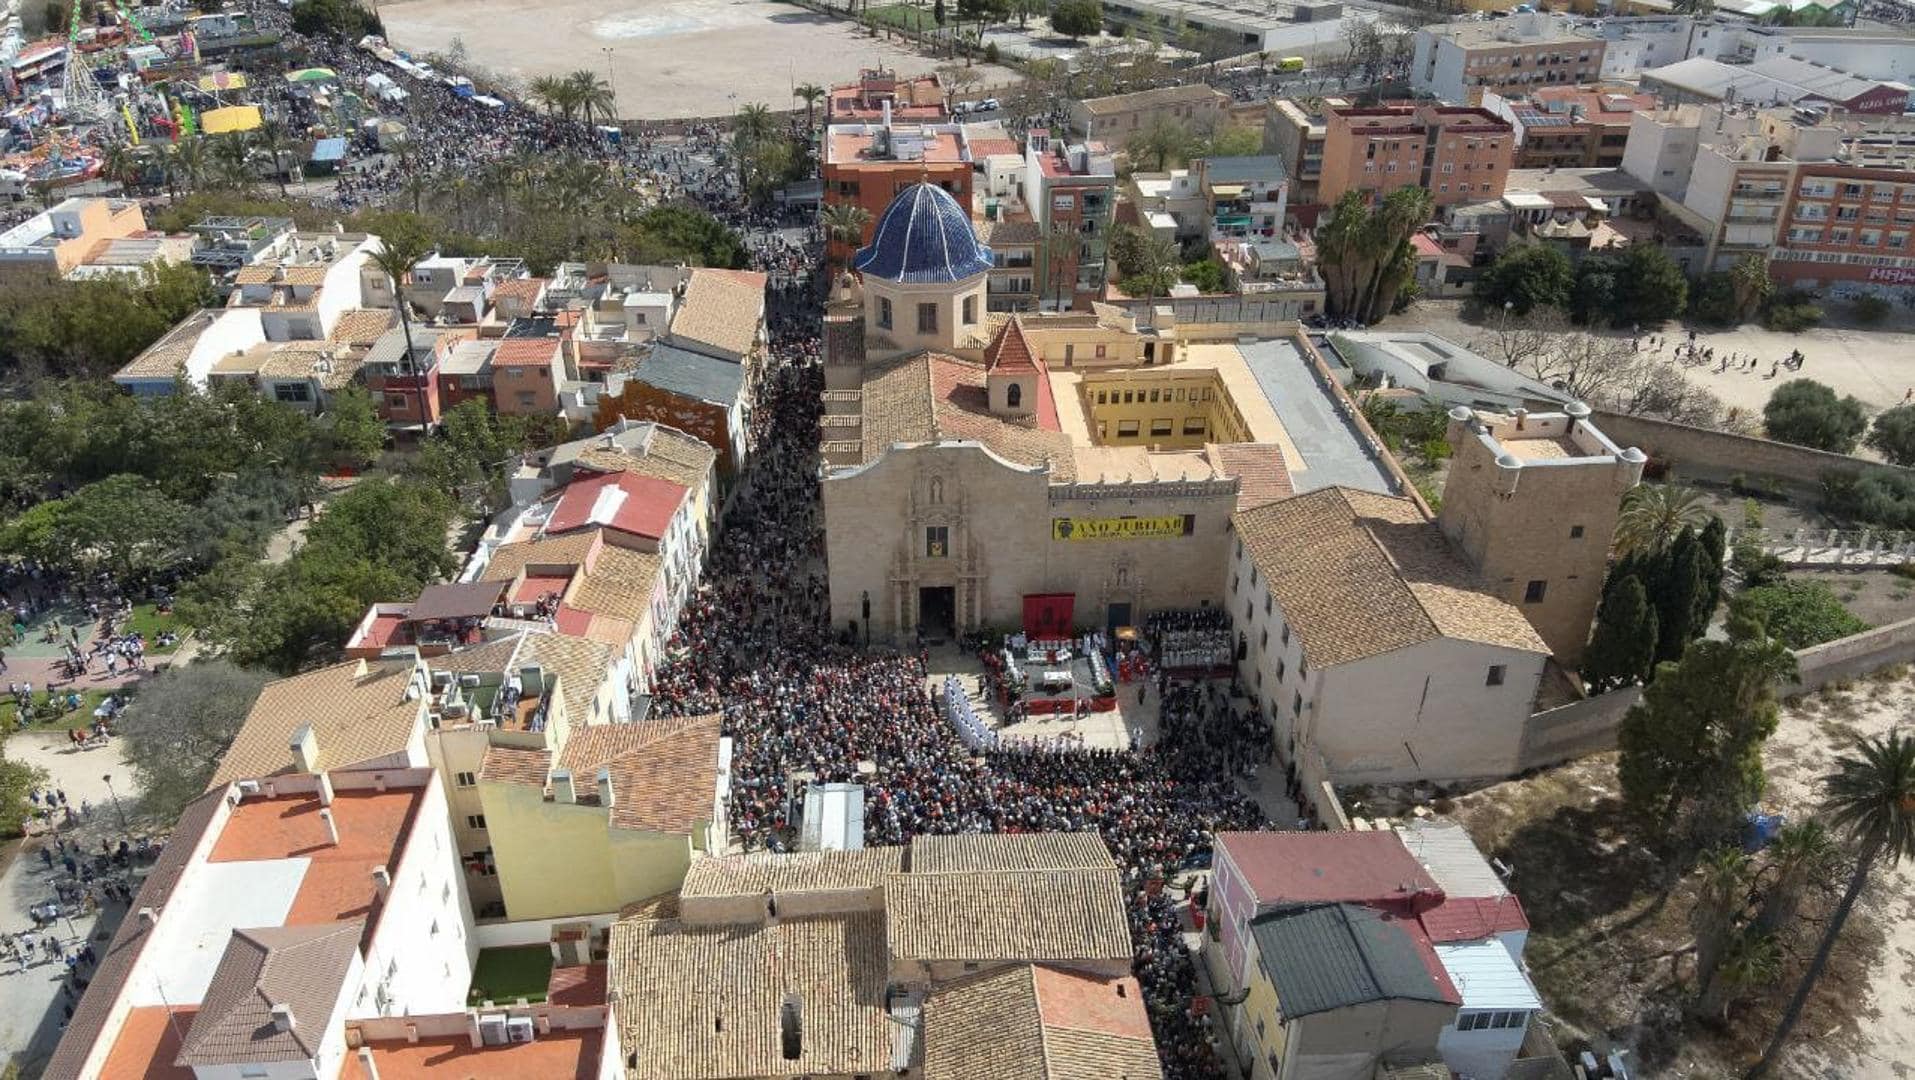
[1126,116,1196,171]
[1612,244,1690,324]
[1582,573,1658,692]
[1569,255,1620,326]
[1181,258,1226,293]
[304,477,459,586]
[1652,527,1709,663]
[1317,187,1432,323]
[1204,125,1264,158]
[820,201,874,267]
[566,70,615,126]
[367,220,435,368]
[1050,0,1103,37]
[0,748,49,838]
[1864,404,1915,466]
[1617,604,1797,844]
[1735,580,1868,648]
[1698,515,1728,628]
[1696,928,1780,1022]
[1751,730,1915,1077]
[1729,253,1774,320]
[116,660,269,818]
[323,386,386,469]
[1764,379,1867,453]
[792,83,825,128]
[1615,484,1710,557]
[1474,243,1573,316]
[290,0,382,39]
[1753,818,1839,935]
[1690,846,1754,1007]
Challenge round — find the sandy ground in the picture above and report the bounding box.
[1763,672,1915,1080]
[381,0,1012,119]
[1388,299,1915,415]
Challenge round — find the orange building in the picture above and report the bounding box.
[825,67,947,124]
[491,336,564,416]
[1319,104,1516,210]
[1773,163,1915,293]
[823,119,973,264]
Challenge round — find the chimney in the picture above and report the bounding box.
[316,771,335,807]
[289,724,319,774]
[551,768,577,804]
[319,807,340,846]
[595,767,614,809]
[357,1047,382,1080]
[372,866,392,900]
[271,1004,296,1033]
[881,98,892,133]
[138,907,158,927]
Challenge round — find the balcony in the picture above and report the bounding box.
[1732,188,1785,200]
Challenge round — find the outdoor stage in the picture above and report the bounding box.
[1010,653,1117,716]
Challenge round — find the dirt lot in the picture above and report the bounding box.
[382,0,1013,119]
[1441,665,1915,1078]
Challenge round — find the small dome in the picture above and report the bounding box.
[851,182,994,285]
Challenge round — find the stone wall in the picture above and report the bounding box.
[1591,410,1909,492]
[1792,614,1915,694]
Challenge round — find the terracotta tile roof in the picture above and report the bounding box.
[480,531,601,583]
[668,269,766,359]
[209,660,424,788]
[282,265,329,287]
[887,866,1132,965]
[857,353,1076,480]
[1079,84,1226,116]
[429,634,527,675]
[923,965,1163,1080]
[680,849,905,899]
[910,832,1115,873]
[556,714,723,834]
[566,542,662,623]
[256,342,362,390]
[480,744,552,788]
[984,317,1040,374]
[493,338,561,366]
[1207,442,1295,511]
[234,265,278,285]
[329,307,395,346]
[43,791,227,1080]
[518,631,614,725]
[574,444,710,491]
[492,277,548,306]
[116,309,221,379]
[174,922,363,1066]
[977,216,1041,244]
[610,911,894,1079]
[1232,487,1548,667]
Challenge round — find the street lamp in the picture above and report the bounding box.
[101,773,128,833]
[601,47,618,120]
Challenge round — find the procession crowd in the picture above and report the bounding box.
[640,236,1261,1080]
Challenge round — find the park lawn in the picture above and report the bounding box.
[125,602,182,654]
[865,3,939,31]
[467,946,552,1006]
[2,688,123,733]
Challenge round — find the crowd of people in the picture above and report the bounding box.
[632,206,1265,1080]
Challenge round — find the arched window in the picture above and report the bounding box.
[1007,383,1023,408]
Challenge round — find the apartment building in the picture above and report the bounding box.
[825,66,947,123]
[1023,129,1119,310]
[1411,15,1607,105]
[1775,163,1915,293]
[1265,97,1341,220]
[1485,86,1657,170]
[823,114,973,262]
[0,197,171,280]
[1319,104,1517,210]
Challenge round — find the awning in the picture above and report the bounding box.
[197,72,246,91]
[310,137,347,163]
[1210,184,1246,197]
[407,580,508,623]
[285,67,337,83]
[199,104,262,133]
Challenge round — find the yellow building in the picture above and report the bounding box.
[477,713,726,920]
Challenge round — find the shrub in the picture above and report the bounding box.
[1821,467,1915,529]
[1866,404,1915,467]
[1730,538,1788,589]
[1763,379,1866,453]
[984,41,1000,62]
[1735,580,1868,648]
[1850,294,1892,325]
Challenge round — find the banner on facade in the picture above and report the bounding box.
[1051,515,1187,541]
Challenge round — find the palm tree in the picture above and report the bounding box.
[213,131,255,191]
[1749,730,1915,1077]
[529,75,570,118]
[733,102,776,189]
[793,83,826,129]
[567,70,614,127]
[100,142,140,193]
[255,119,293,197]
[1730,253,1773,321]
[1132,231,1181,327]
[1615,484,1710,556]
[1753,818,1838,935]
[820,201,872,267]
[1690,846,1752,1001]
[1696,929,1780,1022]
[1041,225,1079,312]
[366,223,435,377]
[172,136,207,194]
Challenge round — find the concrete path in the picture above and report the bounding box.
[0,732,148,1076]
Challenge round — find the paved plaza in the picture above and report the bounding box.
[0,731,147,1076]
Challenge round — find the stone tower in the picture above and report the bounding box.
[1437,402,1646,667]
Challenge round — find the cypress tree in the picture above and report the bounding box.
[1696,515,1727,631]
[1583,573,1658,693]
[1653,528,1707,663]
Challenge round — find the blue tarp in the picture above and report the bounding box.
[310,137,347,163]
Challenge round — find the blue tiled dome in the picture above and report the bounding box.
[851,182,994,285]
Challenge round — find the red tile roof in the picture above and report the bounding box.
[346,1031,604,1080]
[545,471,688,542]
[985,317,1039,375]
[493,338,561,366]
[1216,831,1438,907]
[1418,894,1530,944]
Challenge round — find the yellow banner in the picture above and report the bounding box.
[1052,515,1186,541]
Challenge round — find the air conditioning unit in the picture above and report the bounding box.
[477,1014,508,1046]
[506,1017,535,1044]
[237,780,262,798]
